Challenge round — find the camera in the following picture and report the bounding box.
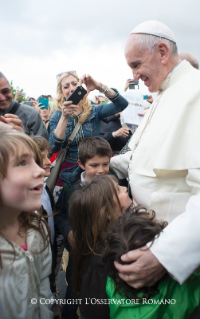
[129,80,139,90]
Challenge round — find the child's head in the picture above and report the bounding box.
[102,208,168,299]
[32,136,51,177]
[77,137,112,181]
[0,131,45,213]
[69,175,133,254]
[70,174,133,293]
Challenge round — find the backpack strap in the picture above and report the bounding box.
[9,102,20,114]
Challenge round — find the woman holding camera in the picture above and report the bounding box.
[49,71,128,191]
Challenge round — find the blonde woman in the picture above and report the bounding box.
[49,71,128,190]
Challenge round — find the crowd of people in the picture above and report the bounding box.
[0,19,200,319]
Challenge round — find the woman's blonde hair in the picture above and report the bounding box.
[54,72,92,124]
[0,131,50,267]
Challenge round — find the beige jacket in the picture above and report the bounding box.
[0,227,53,319]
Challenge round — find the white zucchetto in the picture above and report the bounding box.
[131,20,176,43]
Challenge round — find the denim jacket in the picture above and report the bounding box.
[49,89,128,163]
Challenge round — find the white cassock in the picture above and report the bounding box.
[110,60,200,284]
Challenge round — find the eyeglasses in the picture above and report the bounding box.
[56,70,76,80]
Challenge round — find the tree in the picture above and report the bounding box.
[10,80,29,102]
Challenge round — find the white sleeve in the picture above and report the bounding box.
[148,168,200,284]
[110,151,131,179]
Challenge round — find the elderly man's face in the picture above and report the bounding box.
[0,77,13,109]
[125,35,165,93]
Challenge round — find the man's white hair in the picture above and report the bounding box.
[134,34,178,56]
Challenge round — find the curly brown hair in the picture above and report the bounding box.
[0,131,50,268]
[102,207,168,299]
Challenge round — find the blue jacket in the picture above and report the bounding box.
[55,165,118,250]
[49,90,128,162]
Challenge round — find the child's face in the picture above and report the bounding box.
[0,144,45,214]
[78,155,110,182]
[114,183,133,215]
[41,150,51,177]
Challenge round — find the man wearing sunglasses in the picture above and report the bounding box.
[0,72,48,138]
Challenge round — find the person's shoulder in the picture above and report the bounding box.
[61,165,82,184]
[17,104,43,121]
[18,103,37,114]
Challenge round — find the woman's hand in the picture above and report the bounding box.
[61,100,79,119]
[79,74,100,94]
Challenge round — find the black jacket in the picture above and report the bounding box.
[100,115,132,152]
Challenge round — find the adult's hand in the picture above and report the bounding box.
[0,116,13,131]
[4,114,24,132]
[113,127,129,138]
[147,95,153,104]
[15,91,22,101]
[61,101,79,119]
[114,246,166,289]
[93,96,101,105]
[124,79,132,92]
[79,74,100,94]
[32,100,40,111]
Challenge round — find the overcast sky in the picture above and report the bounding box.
[1,0,199,100]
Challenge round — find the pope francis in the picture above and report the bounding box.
[111,20,200,288]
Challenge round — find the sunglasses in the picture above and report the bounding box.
[56,70,76,80]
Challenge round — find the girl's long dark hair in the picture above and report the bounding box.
[69,175,120,293]
[102,207,168,299]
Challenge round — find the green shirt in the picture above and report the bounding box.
[106,273,200,319]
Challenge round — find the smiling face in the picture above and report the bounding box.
[0,77,13,110]
[41,149,51,177]
[60,74,79,100]
[125,35,166,92]
[114,183,133,216]
[78,155,110,182]
[0,143,45,214]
